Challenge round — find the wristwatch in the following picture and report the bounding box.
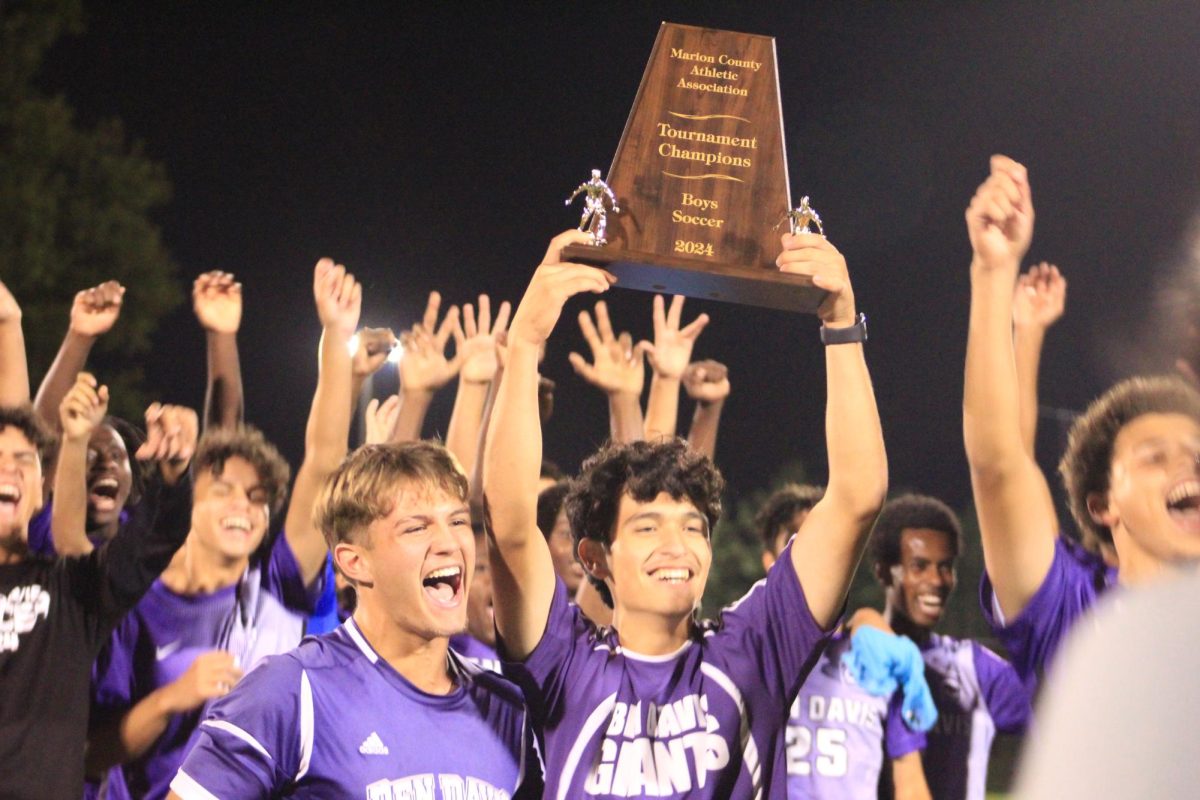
[820,313,868,345]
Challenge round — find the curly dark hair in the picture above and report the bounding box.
[869,493,962,573]
[0,405,56,464]
[537,480,570,541]
[565,438,724,608]
[1060,375,1200,546]
[754,484,825,554]
[194,425,291,517]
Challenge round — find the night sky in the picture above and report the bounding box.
[36,1,1200,517]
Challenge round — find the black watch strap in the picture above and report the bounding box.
[820,313,868,345]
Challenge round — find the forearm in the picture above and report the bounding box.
[89,689,179,771]
[686,399,724,459]
[33,331,93,428]
[483,343,542,542]
[446,379,489,480]
[608,391,644,444]
[50,438,94,556]
[1013,324,1046,458]
[891,752,933,800]
[203,331,243,431]
[391,389,433,443]
[643,375,680,442]
[0,319,29,406]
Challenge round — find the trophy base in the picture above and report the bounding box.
[561,245,828,314]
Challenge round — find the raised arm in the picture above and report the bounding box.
[778,233,888,629]
[963,156,1059,619]
[483,230,615,659]
[393,291,461,442]
[683,359,730,459]
[567,300,645,443]
[52,372,109,555]
[193,271,244,431]
[283,260,359,587]
[0,280,29,406]
[642,295,710,442]
[32,281,124,428]
[1012,262,1067,457]
[446,295,510,480]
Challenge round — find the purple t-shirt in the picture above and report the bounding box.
[786,633,924,799]
[452,633,503,674]
[25,502,120,557]
[979,536,1116,685]
[504,540,830,799]
[172,619,534,799]
[919,634,1032,800]
[95,531,323,800]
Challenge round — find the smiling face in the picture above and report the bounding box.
[341,484,474,640]
[0,425,44,548]
[86,423,133,531]
[1098,412,1200,572]
[884,528,957,630]
[190,456,271,562]
[587,491,712,624]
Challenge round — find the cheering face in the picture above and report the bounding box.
[0,426,44,544]
[547,509,586,593]
[360,486,474,640]
[85,424,133,529]
[887,528,957,630]
[603,491,712,622]
[1103,413,1200,565]
[190,456,271,562]
[465,539,495,647]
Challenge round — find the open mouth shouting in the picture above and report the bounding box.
[89,476,121,512]
[650,567,693,585]
[1166,479,1200,534]
[422,565,464,608]
[914,592,946,618]
[219,515,254,538]
[0,482,21,525]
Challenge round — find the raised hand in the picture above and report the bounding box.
[569,301,646,396]
[399,291,462,393]
[0,280,20,324]
[312,259,362,340]
[364,395,402,445]
[59,372,109,443]
[136,403,199,485]
[455,294,512,385]
[192,271,242,334]
[1013,262,1067,330]
[69,281,125,338]
[508,230,616,349]
[161,651,244,712]
[966,155,1035,270]
[776,233,858,326]
[682,359,730,405]
[352,327,398,380]
[642,295,709,380]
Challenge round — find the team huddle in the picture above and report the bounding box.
[0,155,1192,799]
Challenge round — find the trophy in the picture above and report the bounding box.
[560,22,827,313]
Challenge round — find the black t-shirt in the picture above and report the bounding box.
[0,472,192,800]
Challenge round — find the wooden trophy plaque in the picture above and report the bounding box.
[562,22,825,313]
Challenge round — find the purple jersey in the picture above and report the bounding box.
[919,634,1031,800]
[172,618,534,799]
[25,502,119,557]
[786,634,924,799]
[95,531,323,799]
[979,536,1116,685]
[504,540,830,799]
[452,633,503,673]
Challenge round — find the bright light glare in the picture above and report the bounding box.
[346,333,360,356]
[387,342,405,363]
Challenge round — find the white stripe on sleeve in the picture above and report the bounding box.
[297,668,314,781]
[200,719,274,762]
[169,769,222,800]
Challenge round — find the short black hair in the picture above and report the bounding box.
[754,484,825,553]
[565,438,723,608]
[870,493,963,572]
[537,480,570,541]
[0,405,56,464]
[1060,375,1200,546]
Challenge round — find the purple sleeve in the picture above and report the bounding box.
[26,504,55,557]
[499,577,587,721]
[707,539,832,703]
[971,641,1033,734]
[978,536,1109,684]
[263,529,326,614]
[884,692,925,759]
[172,655,302,798]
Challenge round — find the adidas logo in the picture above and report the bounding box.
[359,732,389,756]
